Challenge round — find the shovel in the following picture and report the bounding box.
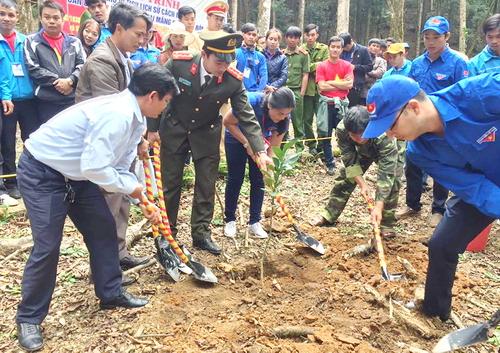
[433,308,500,352]
[275,194,326,255]
[366,199,403,281]
[150,142,217,283]
[142,159,180,282]
[142,196,218,283]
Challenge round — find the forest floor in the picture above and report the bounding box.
[1,153,500,353]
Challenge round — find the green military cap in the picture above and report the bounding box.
[199,30,243,62]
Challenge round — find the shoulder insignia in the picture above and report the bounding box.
[227,66,243,81]
[298,48,308,55]
[190,63,198,75]
[217,76,223,84]
[172,51,194,60]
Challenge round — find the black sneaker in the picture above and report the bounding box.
[17,323,43,352]
[326,165,335,175]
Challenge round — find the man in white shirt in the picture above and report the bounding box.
[15,64,174,352]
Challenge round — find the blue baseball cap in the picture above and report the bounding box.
[362,76,421,139]
[422,16,450,34]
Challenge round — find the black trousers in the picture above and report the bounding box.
[423,196,495,317]
[405,154,448,214]
[1,99,40,188]
[37,99,74,124]
[16,151,122,325]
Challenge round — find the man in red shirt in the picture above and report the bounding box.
[315,35,353,175]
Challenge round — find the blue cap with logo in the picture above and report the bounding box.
[362,76,421,139]
[422,16,450,34]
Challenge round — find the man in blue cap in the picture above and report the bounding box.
[398,16,468,229]
[362,73,500,321]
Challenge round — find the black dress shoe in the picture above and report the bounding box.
[100,289,149,310]
[193,238,222,255]
[8,187,22,199]
[17,323,43,352]
[119,255,150,269]
[122,274,136,286]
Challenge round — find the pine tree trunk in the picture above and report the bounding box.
[257,0,272,35]
[229,0,238,29]
[387,0,405,41]
[459,0,466,53]
[336,0,350,34]
[416,0,424,56]
[18,0,37,34]
[297,0,305,31]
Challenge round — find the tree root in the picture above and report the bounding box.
[273,325,319,338]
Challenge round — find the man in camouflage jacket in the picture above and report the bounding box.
[311,106,403,236]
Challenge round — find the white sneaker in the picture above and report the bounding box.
[224,221,237,238]
[249,222,268,239]
[0,194,19,207]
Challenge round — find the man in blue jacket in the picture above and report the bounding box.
[0,0,38,203]
[235,23,268,92]
[362,74,500,321]
[468,14,500,76]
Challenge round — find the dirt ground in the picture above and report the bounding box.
[1,155,500,353]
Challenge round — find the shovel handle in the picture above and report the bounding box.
[151,143,171,232]
[275,194,295,225]
[142,159,161,238]
[141,196,189,264]
[366,199,389,273]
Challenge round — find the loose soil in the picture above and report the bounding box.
[1,156,499,353]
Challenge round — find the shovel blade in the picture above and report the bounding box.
[293,225,326,254]
[432,323,489,353]
[154,237,181,282]
[187,260,218,283]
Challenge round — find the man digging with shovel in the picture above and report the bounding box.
[362,74,500,322]
[15,64,172,352]
[310,105,403,239]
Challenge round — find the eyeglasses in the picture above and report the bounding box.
[389,103,408,131]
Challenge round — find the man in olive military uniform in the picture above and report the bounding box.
[284,26,311,150]
[147,31,270,255]
[310,106,403,238]
[301,24,329,155]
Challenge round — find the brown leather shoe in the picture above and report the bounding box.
[396,206,420,220]
[309,215,333,227]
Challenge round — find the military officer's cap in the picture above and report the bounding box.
[199,30,243,62]
[204,1,229,17]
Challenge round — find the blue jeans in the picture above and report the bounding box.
[319,104,341,168]
[224,141,264,225]
[405,154,448,214]
[16,151,122,324]
[424,197,495,318]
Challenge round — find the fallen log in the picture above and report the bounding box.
[125,219,149,250]
[0,237,33,258]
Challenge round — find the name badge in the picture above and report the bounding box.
[178,77,191,86]
[11,62,24,77]
[243,67,251,79]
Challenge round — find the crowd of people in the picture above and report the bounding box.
[0,0,499,350]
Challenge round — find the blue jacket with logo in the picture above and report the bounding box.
[0,31,34,101]
[409,47,468,93]
[407,73,500,218]
[468,45,500,76]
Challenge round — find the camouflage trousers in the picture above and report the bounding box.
[321,155,404,229]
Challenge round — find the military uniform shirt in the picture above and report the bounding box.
[336,120,399,203]
[301,42,329,96]
[284,47,310,89]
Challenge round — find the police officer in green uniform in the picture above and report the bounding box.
[284,26,310,150]
[310,106,403,238]
[301,24,329,155]
[147,31,271,255]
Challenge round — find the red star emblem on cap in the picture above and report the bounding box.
[366,102,376,115]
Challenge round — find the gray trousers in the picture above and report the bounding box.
[103,191,131,259]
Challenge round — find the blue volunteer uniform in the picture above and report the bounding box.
[130,44,160,69]
[409,47,469,93]
[235,44,268,92]
[468,45,500,76]
[382,59,412,78]
[407,73,500,319]
[94,24,112,49]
